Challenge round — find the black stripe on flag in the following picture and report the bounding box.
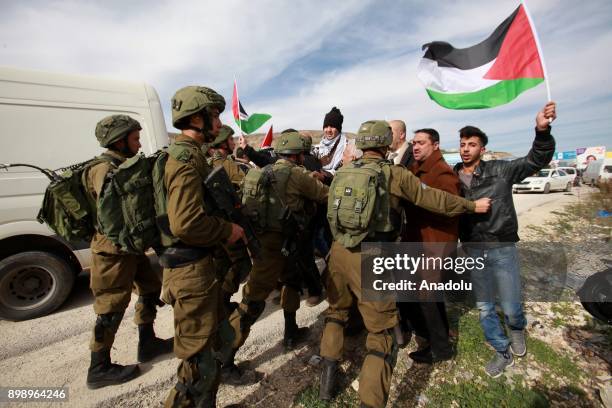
[422,5,520,70]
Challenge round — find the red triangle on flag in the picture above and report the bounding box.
[484,5,544,80]
[260,125,273,149]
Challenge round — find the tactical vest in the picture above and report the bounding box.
[154,141,214,247]
[242,160,293,232]
[37,154,118,244]
[327,159,397,248]
[97,151,165,254]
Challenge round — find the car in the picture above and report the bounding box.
[0,66,169,321]
[557,166,579,186]
[512,168,574,194]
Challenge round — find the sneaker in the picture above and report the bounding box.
[509,330,527,357]
[485,350,514,378]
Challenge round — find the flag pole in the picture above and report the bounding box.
[234,76,244,137]
[521,0,551,101]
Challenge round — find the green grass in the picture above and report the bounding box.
[425,377,549,408]
[294,381,359,408]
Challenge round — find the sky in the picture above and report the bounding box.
[0,0,610,155]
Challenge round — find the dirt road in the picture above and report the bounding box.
[0,188,591,407]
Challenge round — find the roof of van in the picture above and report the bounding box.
[0,66,159,108]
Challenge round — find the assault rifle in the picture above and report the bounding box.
[204,166,262,259]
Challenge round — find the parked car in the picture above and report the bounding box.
[0,66,169,321]
[512,168,574,194]
[557,166,579,186]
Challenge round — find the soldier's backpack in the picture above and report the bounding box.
[97,151,166,254]
[37,155,118,243]
[327,159,396,248]
[241,161,293,232]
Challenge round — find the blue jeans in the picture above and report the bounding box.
[466,244,527,353]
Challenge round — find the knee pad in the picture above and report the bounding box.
[365,329,399,369]
[94,312,124,342]
[173,347,219,408]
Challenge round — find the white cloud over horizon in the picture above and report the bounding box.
[1,0,610,155]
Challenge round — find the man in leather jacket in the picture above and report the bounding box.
[453,102,557,378]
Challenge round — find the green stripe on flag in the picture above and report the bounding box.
[235,113,271,134]
[426,78,544,109]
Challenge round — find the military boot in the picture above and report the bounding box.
[137,323,174,363]
[86,349,140,389]
[319,358,338,401]
[220,350,262,386]
[283,311,310,350]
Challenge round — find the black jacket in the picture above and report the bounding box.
[243,144,277,167]
[453,127,555,243]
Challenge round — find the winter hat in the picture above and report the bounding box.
[323,107,343,132]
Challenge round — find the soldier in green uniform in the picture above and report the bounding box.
[222,130,329,371]
[160,86,246,407]
[86,115,173,390]
[319,120,491,408]
[206,124,252,312]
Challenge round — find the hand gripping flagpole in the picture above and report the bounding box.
[234,77,244,137]
[521,0,552,102]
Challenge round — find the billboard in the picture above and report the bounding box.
[576,146,606,169]
[555,151,577,161]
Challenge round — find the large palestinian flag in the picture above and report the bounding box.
[232,81,271,134]
[417,4,545,109]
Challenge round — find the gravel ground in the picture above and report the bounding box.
[0,187,606,408]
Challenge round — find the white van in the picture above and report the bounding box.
[0,67,169,320]
[582,159,610,186]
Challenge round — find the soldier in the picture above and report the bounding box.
[319,120,491,408]
[206,124,252,312]
[86,115,172,389]
[160,86,246,407]
[223,130,329,371]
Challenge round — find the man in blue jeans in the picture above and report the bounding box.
[454,102,556,377]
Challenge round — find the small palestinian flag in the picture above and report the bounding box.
[232,81,271,134]
[418,4,545,109]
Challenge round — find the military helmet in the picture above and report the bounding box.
[95,115,141,148]
[355,120,393,150]
[210,125,235,148]
[171,86,226,128]
[274,130,307,154]
[301,134,313,151]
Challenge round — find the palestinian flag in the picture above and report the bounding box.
[260,125,273,149]
[232,81,271,134]
[417,4,545,109]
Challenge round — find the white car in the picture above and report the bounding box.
[557,166,578,185]
[513,168,574,194]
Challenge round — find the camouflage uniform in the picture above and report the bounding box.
[319,121,478,408]
[86,115,171,390]
[161,86,235,408]
[206,125,251,306]
[225,131,329,365]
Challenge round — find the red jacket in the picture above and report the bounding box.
[402,149,460,246]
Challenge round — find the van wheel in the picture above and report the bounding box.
[565,182,572,192]
[543,183,551,194]
[0,251,75,321]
